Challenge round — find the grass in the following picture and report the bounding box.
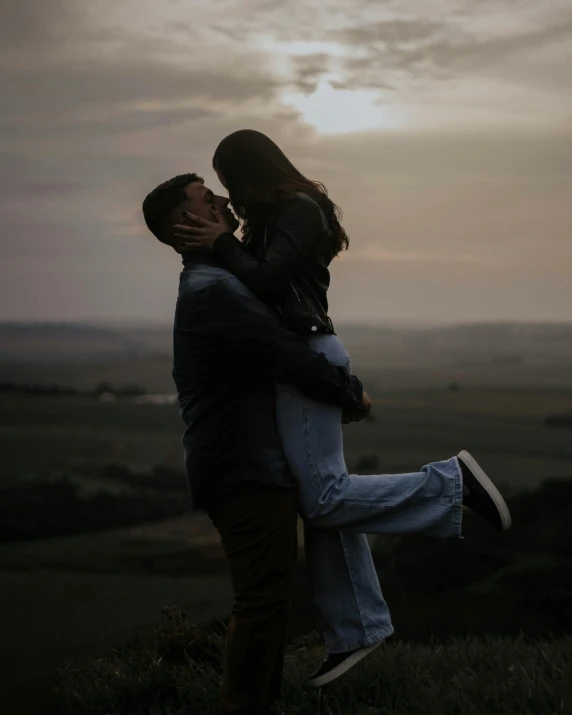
[55,606,572,715]
[0,573,233,715]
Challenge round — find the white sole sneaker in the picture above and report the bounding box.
[309,640,384,689]
[458,450,512,531]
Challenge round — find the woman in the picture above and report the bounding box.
[175,130,360,411]
[172,129,510,686]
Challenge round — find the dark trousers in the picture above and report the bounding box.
[206,484,298,714]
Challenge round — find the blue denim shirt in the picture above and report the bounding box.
[172,255,363,511]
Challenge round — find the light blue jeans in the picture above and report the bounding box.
[275,333,463,654]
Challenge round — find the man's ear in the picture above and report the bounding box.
[163,209,183,245]
[171,208,185,225]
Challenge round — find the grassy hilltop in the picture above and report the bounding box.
[55,607,571,715]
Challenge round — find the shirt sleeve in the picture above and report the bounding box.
[212,196,323,300]
[205,276,363,410]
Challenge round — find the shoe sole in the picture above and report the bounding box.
[308,640,384,689]
[457,450,512,531]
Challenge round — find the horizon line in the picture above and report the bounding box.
[1,318,572,329]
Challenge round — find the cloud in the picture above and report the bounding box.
[332,19,443,48]
[324,7,572,99]
[290,53,332,93]
[342,245,496,267]
[397,14,572,74]
[0,0,80,51]
[1,57,280,128]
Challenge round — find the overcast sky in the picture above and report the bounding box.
[1,0,571,324]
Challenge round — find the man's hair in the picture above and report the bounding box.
[142,173,203,244]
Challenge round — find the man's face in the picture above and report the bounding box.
[176,181,239,231]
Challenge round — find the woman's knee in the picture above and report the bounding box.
[300,499,338,528]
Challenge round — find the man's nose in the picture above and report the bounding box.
[215,195,229,207]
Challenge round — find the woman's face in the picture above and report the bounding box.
[215,164,258,203]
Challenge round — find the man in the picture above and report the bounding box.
[142,174,372,715]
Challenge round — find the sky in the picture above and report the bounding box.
[1,0,571,325]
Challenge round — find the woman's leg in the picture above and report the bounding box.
[276,334,464,652]
[276,334,393,653]
[277,335,463,537]
[302,520,394,653]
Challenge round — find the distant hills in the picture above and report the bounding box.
[1,321,572,365]
[1,321,571,390]
[0,322,173,363]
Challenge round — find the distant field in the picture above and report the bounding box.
[3,356,572,393]
[2,320,572,392]
[345,387,572,495]
[0,394,183,477]
[0,511,222,571]
[2,387,571,494]
[0,356,177,393]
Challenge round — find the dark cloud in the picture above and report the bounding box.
[0,0,282,150]
[400,14,572,73]
[332,19,443,47]
[1,59,279,125]
[327,10,572,90]
[291,53,331,93]
[0,0,79,50]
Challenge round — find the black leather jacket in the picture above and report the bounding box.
[213,193,336,335]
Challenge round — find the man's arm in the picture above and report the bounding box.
[205,276,365,411]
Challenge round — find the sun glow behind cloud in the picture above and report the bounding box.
[282,81,399,135]
[256,37,397,134]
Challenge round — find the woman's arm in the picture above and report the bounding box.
[213,196,323,298]
[174,196,324,299]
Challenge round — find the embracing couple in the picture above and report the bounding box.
[142,129,512,715]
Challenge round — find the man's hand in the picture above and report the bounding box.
[172,207,234,255]
[342,391,372,424]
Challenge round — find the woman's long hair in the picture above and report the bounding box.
[212,129,349,255]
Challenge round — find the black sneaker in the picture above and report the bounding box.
[307,640,383,688]
[458,450,511,531]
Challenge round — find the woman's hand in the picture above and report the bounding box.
[172,207,234,254]
[342,391,372,424]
